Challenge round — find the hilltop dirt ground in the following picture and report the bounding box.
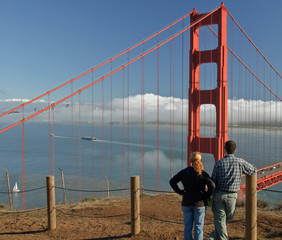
[0,194,281,240]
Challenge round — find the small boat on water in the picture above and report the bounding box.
[13,182,20,192]
[81,136,97,141]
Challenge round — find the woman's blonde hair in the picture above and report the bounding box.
[190,151,204,176]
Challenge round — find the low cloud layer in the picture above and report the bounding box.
[0,94,281,127]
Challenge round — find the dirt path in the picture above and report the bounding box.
[0,194,281,239]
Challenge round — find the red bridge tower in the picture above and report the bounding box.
[188,4,228,165]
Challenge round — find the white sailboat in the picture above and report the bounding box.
[13,182,20,192]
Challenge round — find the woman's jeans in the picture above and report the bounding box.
[181,205,206,240]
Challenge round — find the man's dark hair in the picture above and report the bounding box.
[224,140,236,154]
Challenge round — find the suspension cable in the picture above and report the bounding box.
[0,11,194,119]
[0,5,223,135]
[227,11,282,79]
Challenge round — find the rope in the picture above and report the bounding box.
[55,186,130,193]
[141,214,183,225]
[142,188,174,194]
[56,208,129,219]
[260,189,282,193]
[0,186,45,194]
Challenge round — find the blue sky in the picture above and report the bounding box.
[0,0,281,100]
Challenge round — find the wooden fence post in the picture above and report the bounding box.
[245,173,257,240]
[58,168,67,204]
[46,176,56,230]
[131,176,140,236]
[0,167,12,209]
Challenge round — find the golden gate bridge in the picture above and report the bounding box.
[0,3,281,209]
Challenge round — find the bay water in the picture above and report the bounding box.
[0,122,281,209]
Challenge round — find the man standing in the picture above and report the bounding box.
[208,140,256,240]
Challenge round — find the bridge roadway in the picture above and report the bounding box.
[240,161,282,191]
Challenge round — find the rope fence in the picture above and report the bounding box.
[56,208,130,219]
[142,188,173,194]
[1,187,281,195]
[0,186,281,196]
[260,188,282,193]
[54,186,130,193]
[0,175,280,238]
[0,186,45,194]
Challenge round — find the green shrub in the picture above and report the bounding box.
[81,197,98,202]
[0,204,6,209]
[257,199,268,208]
[275,201,282,210]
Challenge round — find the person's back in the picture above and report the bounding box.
[170,152,215,240]
[171,166,214,206]
[212,154,256,193]
[208,140,256,240]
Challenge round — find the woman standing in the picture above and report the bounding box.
[169,152,215,240]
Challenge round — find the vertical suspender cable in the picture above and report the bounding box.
[172,38,175,176]
[110,60,113,189]
[230,19,234,139]
[251,59,255,166]
[92,72,95,195]
[48,94,51,175]
[275,74,278,163]
[269,70,272,165]
[52,107,55,176]
[181,20,184,169]
[122,68,125,194]
[102,78,105,197]
[279,74,281,165]
[209,18,213,168]
[245,61,248,158]
[141,46,145,188]
[71,83,74,202]
[22,107,25,210]
[186,29,189,167]
[203,24,206,138]
[248,42,251,162]
[238,33,242,156]
[256,51,259,167]
[157,39,160,191]
[127,53,130,188]
[169,28,172,178]
[78,92,81,201]
[263,61,266,167]
[244,63,250,159]
[254,60,258,167]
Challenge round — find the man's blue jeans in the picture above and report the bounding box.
[181,205,206,240]
[209,191,237,240]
